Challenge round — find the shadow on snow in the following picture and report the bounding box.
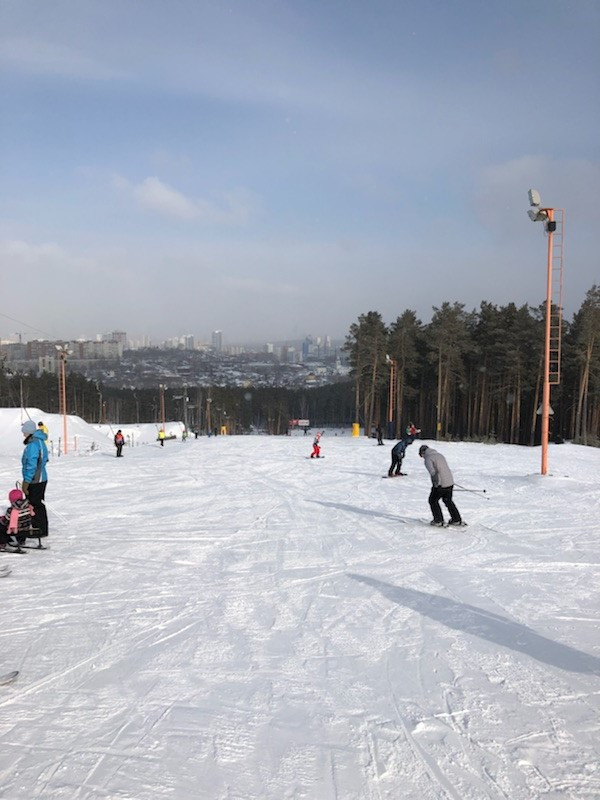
[348,574,600,676]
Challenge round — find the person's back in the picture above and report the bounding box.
[392,439,407,457]
[422,447,454,488]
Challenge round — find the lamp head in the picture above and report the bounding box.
[528,188,541,207]
[528,208,549,223]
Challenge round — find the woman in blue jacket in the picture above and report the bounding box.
[21,420,49,538]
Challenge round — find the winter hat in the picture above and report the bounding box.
[21,420,37,436]
[418,445,428,456]
[8,489,24,504]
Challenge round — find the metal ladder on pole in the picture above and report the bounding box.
[549,209,564,386]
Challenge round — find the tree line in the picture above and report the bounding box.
[344,286,600,446]
[1,285,598,445]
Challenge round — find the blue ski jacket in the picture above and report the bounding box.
[22,430,49,484]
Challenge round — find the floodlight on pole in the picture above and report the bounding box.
[526,189,564,476]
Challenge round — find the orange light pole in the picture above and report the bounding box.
[386,355,396,439]
[159,384,166,432]
[540,208,554,475]
[56,345,71,454]
[527,189,563,476]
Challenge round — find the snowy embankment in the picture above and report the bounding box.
[0,418,599,799]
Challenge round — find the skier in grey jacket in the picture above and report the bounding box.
[419,445,462,527]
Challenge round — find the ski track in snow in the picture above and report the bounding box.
[0,431,599,799]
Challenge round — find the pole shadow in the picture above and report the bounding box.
[348,574,600,676]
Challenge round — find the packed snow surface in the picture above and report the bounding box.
[0,410,599,799]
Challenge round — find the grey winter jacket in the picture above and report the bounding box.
[422,448,454,488]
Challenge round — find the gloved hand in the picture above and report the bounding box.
[21,481,29,496]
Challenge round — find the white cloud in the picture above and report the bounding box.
[113,175,260,225]
[133,177,198,220]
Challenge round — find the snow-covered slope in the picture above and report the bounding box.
[0,429,598,799]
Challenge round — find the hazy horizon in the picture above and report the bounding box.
[1,1,598,342]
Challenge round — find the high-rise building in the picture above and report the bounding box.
[212,330,223,352]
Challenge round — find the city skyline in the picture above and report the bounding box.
[1,1,598,341]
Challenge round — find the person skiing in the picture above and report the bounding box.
[375,423,384,445]
[158,429,165,446]
[388,436,414,476]
[418,444,463,527]
[114,429,125,457]
[21,420,49,539]
[310,431,323,458]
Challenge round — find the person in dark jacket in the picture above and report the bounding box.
[388,436,413,476]
[21,420,49,538]
[375,424,384,445]
[419,444,463,527]
[114,429,125,457]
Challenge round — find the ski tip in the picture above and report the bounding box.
[0,670,19,686]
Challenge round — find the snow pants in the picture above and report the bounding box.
[388,453,403,476]
[428,485,461,524]
[27,481,48,537]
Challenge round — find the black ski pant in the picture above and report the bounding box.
[428,485,461,524]
[388,454,403,476]
[116,444,123,457]
[27,481,49,537]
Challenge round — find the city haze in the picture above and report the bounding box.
[1,1,598,343]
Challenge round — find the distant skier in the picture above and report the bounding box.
[418,445,463,527]
[406,422,421,440]
[388,436,414,476]
[375,424,384,445]
[158,429,165,446]
[114,429,125,457]
[310,431,323,458]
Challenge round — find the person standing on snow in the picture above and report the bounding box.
[114,429,125,457]
[375,423,384,445]
[418,444,463,527]
[310,431,323,458]
[21,420,49,539]
[388,436,414,476]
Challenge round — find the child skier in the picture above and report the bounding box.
[0,489,35,552]
[310,431,323,458]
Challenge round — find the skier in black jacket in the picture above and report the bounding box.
[388,436,414,476]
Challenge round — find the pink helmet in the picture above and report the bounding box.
[9,489,24,504]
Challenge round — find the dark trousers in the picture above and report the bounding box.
[27,481,48,537]
[116,444,123,457]
[428,485,461,524]
[388,454,403,476]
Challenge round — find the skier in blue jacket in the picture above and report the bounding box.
[21,420,49,538]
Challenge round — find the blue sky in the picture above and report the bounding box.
[1,0,598,343]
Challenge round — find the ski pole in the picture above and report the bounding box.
[454,483,490,500]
